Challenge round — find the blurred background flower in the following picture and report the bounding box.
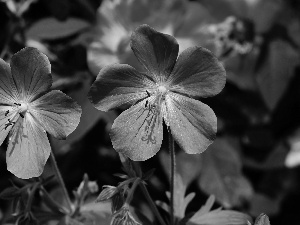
[1,0,300,224]
[87,0,216,75]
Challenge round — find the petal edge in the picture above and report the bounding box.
[167,46,226,98]
[166,92,217,154]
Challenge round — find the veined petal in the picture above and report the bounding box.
[10,47,52,102]
[167,46,226,98]
[6,114,51,179]
[0,59,18,104]
[110,97,163,161]
[0,108,18,146]
[165,92,217,154]
[30,90,81,140]
[88,64,154,111]
[130,24,179,83]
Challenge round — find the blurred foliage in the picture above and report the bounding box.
[0,0,300,224]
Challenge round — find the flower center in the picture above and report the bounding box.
[18,102,28,114]
[157,85,168,95]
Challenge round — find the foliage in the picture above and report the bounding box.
[1,0,300,224]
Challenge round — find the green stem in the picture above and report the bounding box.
[50,150,73,213]
[126,178,141,204]
[139,182,167,225]
[24,183,39,213]
[131,161,166,225]
[168,131,175,225]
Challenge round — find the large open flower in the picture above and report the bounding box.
[87,0,214,75]
[0,47,81,179]
[88,25,225,161]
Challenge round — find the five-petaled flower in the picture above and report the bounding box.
[0,47,81,179]
[88,25,226,161]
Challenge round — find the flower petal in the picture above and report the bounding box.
[130,24,179,82]
[0,108,17,146]
[30,90,82,140]
[110,97,163,161]
[88,64,154,111]
[10,47,52,102]
[0,59,18,104]
[167,46,226,98]
[6,114,50,179]
[165,92,217,154]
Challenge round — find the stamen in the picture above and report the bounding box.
[16,102,28,114]
[5,110,9,116]
[5,119,15,130]
[146,90,151,97]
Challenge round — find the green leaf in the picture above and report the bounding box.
[172,175,196,220]
[26,18,91,40]
[96,185,117,202]
[198,138,253,208]
[157,174,195,221]
[187,195,251,225]
[191,195,215,218]
[257,40,300,110]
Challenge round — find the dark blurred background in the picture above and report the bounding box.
[0,0,300,224]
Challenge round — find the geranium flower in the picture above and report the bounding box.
[0,47,81,179]
[88,25,226,161]
[87,0,214,75]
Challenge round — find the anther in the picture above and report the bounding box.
[4,119,15,130]
[146,90,151,97]
[5,110,9,116]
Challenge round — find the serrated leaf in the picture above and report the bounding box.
[163,174,196,220]
[191,195,215,218]
[26,17,91,40]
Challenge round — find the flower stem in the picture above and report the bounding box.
[130,161,167,225]
[168,131,175,225]
[50,150,73,213]
[126,178,141,204]
[139,182,167,225]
